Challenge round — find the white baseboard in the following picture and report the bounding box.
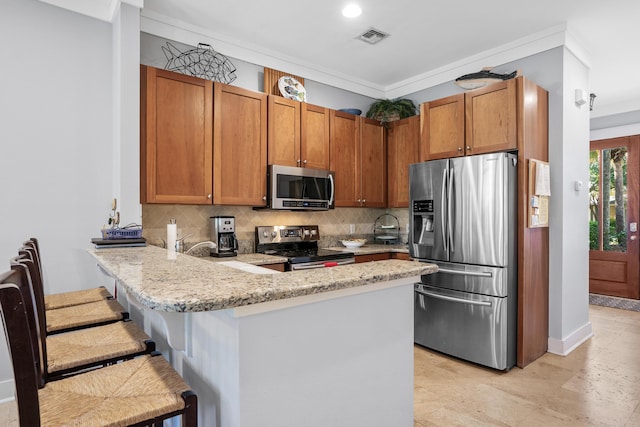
[547,321,593,356]
[0,379,14,403]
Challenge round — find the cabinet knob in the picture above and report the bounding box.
[466,146,471,151]
[362,199,366,206]
[207,194,212,199]
[303,159,307,164]
[297,159,301,164]
[262,196,267,201]
[458,147,462,152]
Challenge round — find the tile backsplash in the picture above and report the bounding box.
[142,205,409,253]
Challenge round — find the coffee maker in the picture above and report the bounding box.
[210,216,238,257]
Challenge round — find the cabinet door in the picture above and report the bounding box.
[420,93,465,161]
[330,110,360,207]
[140,66,213,204]
[213,83,267,206]
[267,95,300,167]
[388,116,420,208]
[360,117,386,208]
[465,79,517,155]
[301,103,330,170]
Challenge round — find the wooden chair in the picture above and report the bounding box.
[24,238,113,310]
[20,243,128,334]
[0,264,198,426]
[10,253,156,381]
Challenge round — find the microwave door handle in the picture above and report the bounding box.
[328,173,335,207]
[441,167,448,253]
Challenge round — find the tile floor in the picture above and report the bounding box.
[0,305,638,426]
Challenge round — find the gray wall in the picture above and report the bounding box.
[140,32,376,113]
[0,0,116,398]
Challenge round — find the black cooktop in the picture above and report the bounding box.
[256,241,352,264]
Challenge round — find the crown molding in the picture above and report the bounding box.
[38,0,142,22]
[141,9,386,99]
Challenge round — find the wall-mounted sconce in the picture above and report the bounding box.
[590,93,597,111]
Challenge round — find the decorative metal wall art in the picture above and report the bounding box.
[162,42,237,84]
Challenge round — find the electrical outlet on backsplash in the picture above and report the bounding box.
[141,205,409,253]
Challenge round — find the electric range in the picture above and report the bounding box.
[255,225,355,270]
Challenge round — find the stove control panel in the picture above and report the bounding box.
[256,225,320,245]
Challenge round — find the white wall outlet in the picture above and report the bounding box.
[349,224,356,234]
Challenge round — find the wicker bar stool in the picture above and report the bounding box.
[11,254,156,381]
[20,244,128,334]
[0,264,197,426]
[25,238,114,309]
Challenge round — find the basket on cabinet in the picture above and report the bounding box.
[101,227,143,240]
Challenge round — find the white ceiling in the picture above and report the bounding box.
[43,0,640,118]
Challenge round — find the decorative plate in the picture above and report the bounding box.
[278,76,307,102]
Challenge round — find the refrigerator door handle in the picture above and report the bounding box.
[436,268,493,278]
[414,288,492,307]
[441,167,448,252]
[448,167,454,253]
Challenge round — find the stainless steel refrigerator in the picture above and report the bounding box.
[409,152,517,370]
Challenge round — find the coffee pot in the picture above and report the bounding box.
[210,216,238,257]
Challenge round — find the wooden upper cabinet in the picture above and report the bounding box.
[388,116,420,207]
[213,82,268,206]
[330,111,360,207]
[360,117,386,208]
[140,65,213,204]
[267,95,300,167]
[465,78,517,155]
[329,112,385,208]
[300,103,330,170]
[420,93,465,161]
[267,98,330,170]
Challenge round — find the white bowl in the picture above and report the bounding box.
[341,239,366,248]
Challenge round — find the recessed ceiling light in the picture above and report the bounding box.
[342,4,362,18]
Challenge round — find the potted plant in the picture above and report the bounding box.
[365,98,417,126]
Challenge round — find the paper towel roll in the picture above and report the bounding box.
[167,219,177,252]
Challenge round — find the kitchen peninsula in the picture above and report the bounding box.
[89,245,436,427]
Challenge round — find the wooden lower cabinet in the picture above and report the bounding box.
[260,263,286,272]
[391,252,411,261]
[355,253,391,263]
[213,83,268,206]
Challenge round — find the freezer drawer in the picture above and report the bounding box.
[414,283,515,370]
[420,261,510,297]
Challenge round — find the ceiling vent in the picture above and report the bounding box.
[358,27,389,44]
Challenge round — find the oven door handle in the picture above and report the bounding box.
[414,288,492,307]
[291,258,355,270]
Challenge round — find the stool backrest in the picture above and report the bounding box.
[11,253,48,385]
[0,265,42,426]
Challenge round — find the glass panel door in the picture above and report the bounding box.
[589,147,627,252]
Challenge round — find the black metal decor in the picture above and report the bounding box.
[162,42,237,84]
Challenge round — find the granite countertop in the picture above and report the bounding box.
[89,245,436,313]
[325,244,410,255]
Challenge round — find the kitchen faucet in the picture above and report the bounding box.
[184,240,217,255]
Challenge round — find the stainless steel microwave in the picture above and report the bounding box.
[267,164,335,210]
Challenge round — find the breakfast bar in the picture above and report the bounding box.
[89,245,437,427]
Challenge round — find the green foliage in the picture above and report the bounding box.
[365,98,417,125]
[589,219,626,251]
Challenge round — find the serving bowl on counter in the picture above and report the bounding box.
[341,239,366,248]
